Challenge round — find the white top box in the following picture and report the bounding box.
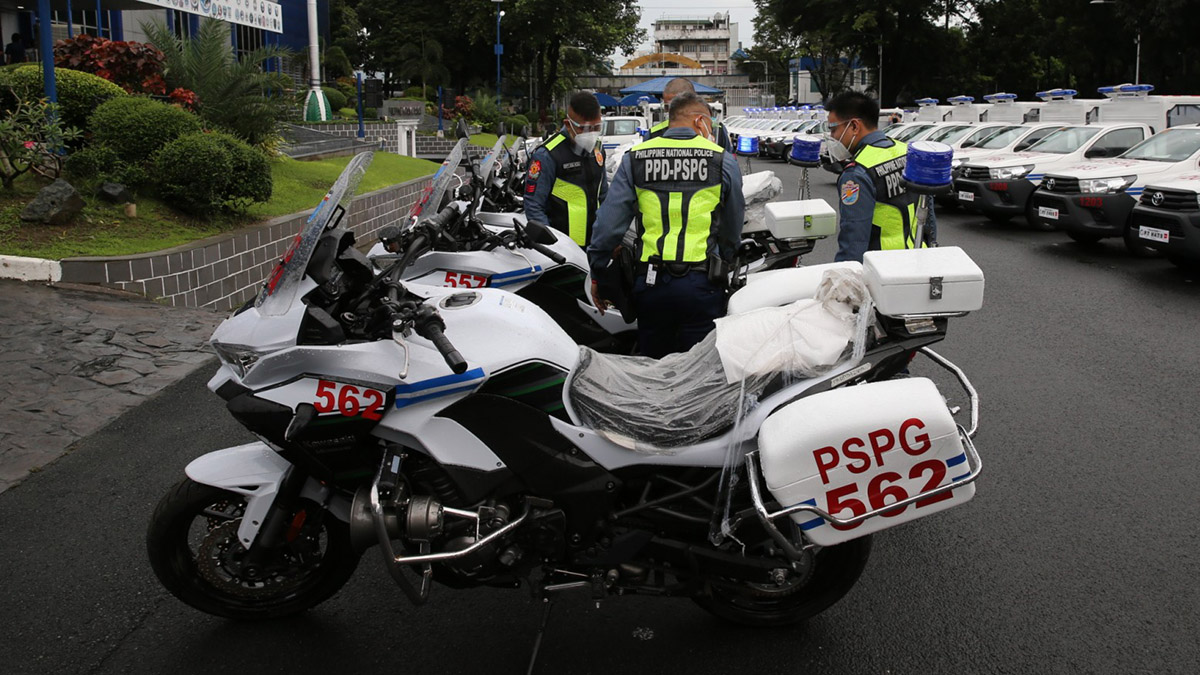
[764,199,838,240]
[863,246,984,317]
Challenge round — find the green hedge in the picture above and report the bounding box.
[155,131,271,215]
[322,86,347,112]
[1,66,126,132]
[89,96,204,166]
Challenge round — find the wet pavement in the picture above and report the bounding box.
[0,280,223,494]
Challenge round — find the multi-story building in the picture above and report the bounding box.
[650,12,737,76]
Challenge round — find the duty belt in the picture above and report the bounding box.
[637,259,707,277]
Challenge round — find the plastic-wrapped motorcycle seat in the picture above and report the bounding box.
[567,332,759,450]
[566,269,873,452]
[729,262,862,315]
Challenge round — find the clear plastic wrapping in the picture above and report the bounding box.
[567,268,873,455]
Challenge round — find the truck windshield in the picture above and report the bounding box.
[1120,129,1200,162]
[925,125,973,144]
[604,119,640,136]
[894,125,934,141]
[1025,126,1101,154]
[974,126,1027,149]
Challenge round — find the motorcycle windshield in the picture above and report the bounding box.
[406,137,468,225]
[255,151,375,317]
[478,135,507,182]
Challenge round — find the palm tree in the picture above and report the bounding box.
[143,18,294,146]
[397,35,449,99]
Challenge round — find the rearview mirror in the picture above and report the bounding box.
[523,220,558,245]
[455,118,470,140]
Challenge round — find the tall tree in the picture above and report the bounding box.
[397,35,450,99]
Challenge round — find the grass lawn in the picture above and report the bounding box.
[0,153,439,260]
[469,133,518,149]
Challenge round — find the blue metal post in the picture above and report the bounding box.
[495,7,502,106]
[66,0,74,37]
[37,0,56,103]
[356,72,365,138]
[437,86,444,135]
[96,0,102,36]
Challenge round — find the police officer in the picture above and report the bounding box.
[525,92,609,247]
[825,91,937,262]
[589,92,745,358]
[646,78,733,152]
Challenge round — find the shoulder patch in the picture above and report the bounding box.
[529,160,541,179]
[841,180,861,206]
[595,148,604,165]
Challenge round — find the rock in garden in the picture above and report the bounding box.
[20,179,86,225]
[97,182,132,204]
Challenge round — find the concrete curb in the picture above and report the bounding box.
[0,255,62,283]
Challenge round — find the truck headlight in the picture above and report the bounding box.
[951,158,963,169]
[989,165,1034,181]
[1079,175,1137,194]
[212,342,268,378]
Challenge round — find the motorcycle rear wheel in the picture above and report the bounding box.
[147,478,359,620]
[693,535,872,627]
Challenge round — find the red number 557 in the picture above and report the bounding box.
[314,380,385,421]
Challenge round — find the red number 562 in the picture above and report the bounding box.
[314,380,385,421]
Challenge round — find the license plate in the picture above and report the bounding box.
[1139,226,1170,243]
[1038,206,1059,220]
[957,190,975,202]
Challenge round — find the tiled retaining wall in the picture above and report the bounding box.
[59,175,430,312]
[415,136,460,157]
[296,122,403,154]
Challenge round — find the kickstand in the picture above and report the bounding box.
[525,598,555,675]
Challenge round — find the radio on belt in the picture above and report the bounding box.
[762,199,837,240]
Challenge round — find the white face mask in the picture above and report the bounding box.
[821,119,859,164]
[574,131,600,153]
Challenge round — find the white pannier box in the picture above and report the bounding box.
[862,246,984,317]
[762,199,838,240]
[757,378,975,547]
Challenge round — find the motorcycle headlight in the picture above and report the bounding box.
[212,342,268,378]
[989,164,1035,181]
[1079,175,1137,194]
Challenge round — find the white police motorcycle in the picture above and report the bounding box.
[147,153,986,654]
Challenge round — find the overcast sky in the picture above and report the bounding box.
[619,0,759,65]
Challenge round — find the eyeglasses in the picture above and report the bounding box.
[566,117,603,134]
[819,119,860,134]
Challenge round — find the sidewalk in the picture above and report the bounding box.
[0,280,224,494]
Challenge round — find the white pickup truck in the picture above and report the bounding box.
[1027,125,1200,255]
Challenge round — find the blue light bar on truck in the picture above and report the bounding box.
[1036,88,1078,100]
[984,93,1018,102]
[948,95,975,104]
[1099,83,1155,97]
[916,98,940,106]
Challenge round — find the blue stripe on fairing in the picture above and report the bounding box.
[946,452,967,468]
[394,383,482,408]
[793,498,826,530]
[491,265,544,280]
[395,367,485,395]
[952,473,971,482]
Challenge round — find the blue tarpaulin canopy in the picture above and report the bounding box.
[594,93,621,107]
[619,77,723,96]
[618,93,659,106]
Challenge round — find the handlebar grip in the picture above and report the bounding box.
[422,323,468,374]
[425,204,459,230]
[528,240,567,266]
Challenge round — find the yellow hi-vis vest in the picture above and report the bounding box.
[852,140,921,251]
[628,135,724,263]
[539,132,604,246]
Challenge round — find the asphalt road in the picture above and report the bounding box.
[3,162,1198,675]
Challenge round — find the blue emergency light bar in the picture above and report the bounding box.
[790,136,822,165]
[737,135,760,155]
[948,95,975,103]
[1036,88,1078,100]
[984,93,1018,102]
[800,105,811,110]
[1099,83,1155,95]
[915,98,940,105]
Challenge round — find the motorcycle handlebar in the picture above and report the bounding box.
[417,320,468,375]
[526,238,567,266]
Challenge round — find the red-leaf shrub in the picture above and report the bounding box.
[53,34,167,95]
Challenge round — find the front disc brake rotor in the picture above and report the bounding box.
[195,520,312,600]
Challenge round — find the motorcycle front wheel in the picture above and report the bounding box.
[146,478,360,620]
[693,534,872,627]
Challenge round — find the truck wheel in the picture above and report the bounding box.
[1122,224,1161,258]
